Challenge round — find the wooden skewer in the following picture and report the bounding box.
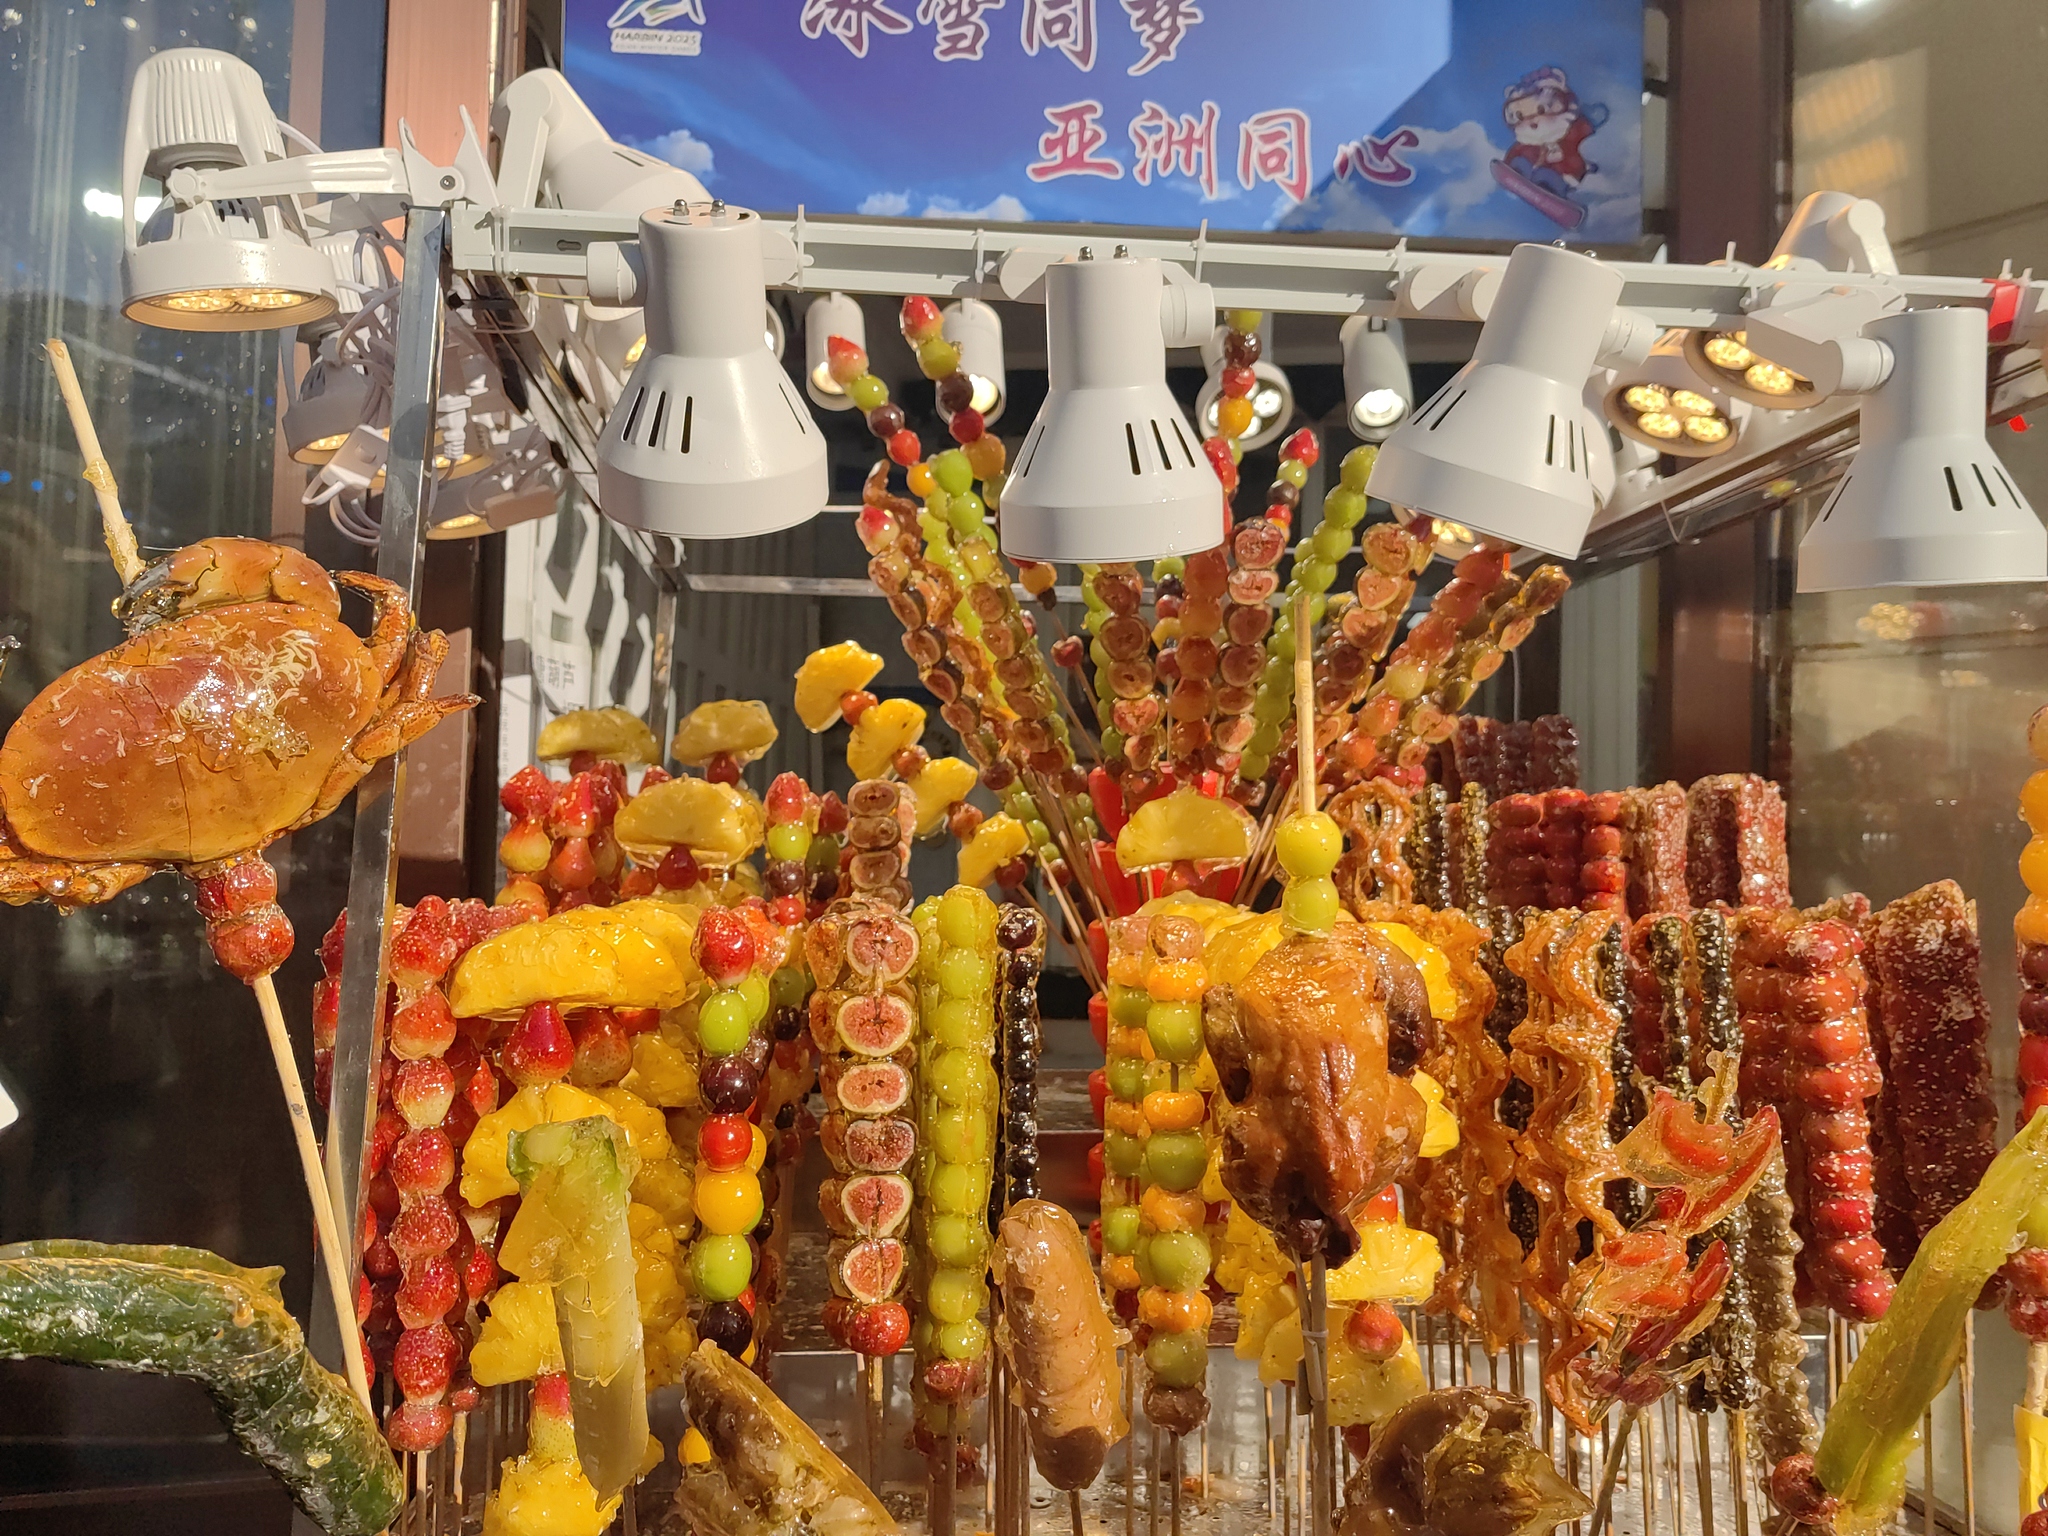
[1293,592,1316,820]
[2027,1340,2048,1414]
[45,339,146,586]
[1070,1486,1085,1536]
[252,973,374,1411]
[1960,1315,1976,1536]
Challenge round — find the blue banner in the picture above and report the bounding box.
[565,0,1643,243]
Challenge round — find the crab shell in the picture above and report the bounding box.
[2,539,421,867]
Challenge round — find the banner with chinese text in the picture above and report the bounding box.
[566,0,1644,243]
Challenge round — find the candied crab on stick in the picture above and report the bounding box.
[1203,922,1437,1265]
[0,536,474,979]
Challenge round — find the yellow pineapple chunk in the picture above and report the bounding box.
[909,756,979,837]
[613,777,764,868]
[470,1280,565,1384]
[446,900,701,1020]
[846,696,926,781]
[482,1456,620,1536]
[793,640,885,732]
[536,707,660,766]
[1326,1220,1444,1305]
[957,812,1030,888]
[669,699,778,767]
[1115,786,1254,872]
[620,1028,700,1110]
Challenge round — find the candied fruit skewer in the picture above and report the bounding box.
[997,904,1048,1208]
[908,886,1000,1458]
[1686,908,1760,1415]
[1405,782,1452,909]
[2004,716,2048,1354]
[1685,773,1791,910]
[807,871,920,1364]
[1215,510,1290,802]
[1088,562,1167,810]
[1097,916,1152,1325]
[1135,913,1216,1437]
[1164,544,1232,781]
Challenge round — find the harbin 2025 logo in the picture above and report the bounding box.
[608,0,705,54]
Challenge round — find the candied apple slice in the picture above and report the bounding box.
[613,778,763,867]
[536,707,660,767]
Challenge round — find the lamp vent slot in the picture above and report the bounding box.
[1998,465,2021,502]
[1545,416,1557,466]
[648,392,669,450]
[1424,388,1466,430]
[1016,421,1045,478]
[621,387,647,444]
[1150,420,1171,471]
[1817,473,1851,523]
[1125,422,1142,476]
[1943,466,1962,511]
[1170,417,1197,467]
[679,396,695,454]
[779,379,809,433]
[1973,464,1997,505]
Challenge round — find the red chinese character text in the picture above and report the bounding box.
[918,0,1004,60]
[800,0,913,58]
[1026,99,1124,181]
[1238,108,1311,204]
[1333,127,1420,187]
[1018,0,1096,71]
[1120,0,1201,77]
[1128,98,1218,198]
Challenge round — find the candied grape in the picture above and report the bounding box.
[1145,1131,1209,1193]
[692,1235,753,1302]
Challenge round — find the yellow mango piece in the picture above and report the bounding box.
[536,707,660,766]
[681,1426,713,1465]
[1327,1220,1444,1305]
[958,812,1030,888]
[614,778,764,868]
[597,1087,674,1163]
[482,1454,621,1536]
[1413,1071,1459,1159]
[622,1027,699,1110]
[847,696,927,780]
[1366,923,1458,1020]
[634,1249,685,1325]
[1329,1311,1425,1428]
[470,1280,564,1385]
[1116,787,1253,872]
[669,698,778,767]
[794,641,885,732]
[1206,910,1286,987]
[909,756,980,837]
[448,900,701,1019]
[627,1203,664,1244]
[463,1087,549,1206]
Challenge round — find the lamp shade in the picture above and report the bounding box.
[597,202,827,539]
[1798,306,2046,591]
[1341,315,1411,441]
[1367,244,1620,559]
[942,297,1007,424]
[120,49,336,331]
[999,255,1220,564]
[804,292,865,410]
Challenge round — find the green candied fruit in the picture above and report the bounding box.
[1144,1000,1203,1065]
[1323,486,1368,528]
[933,448,974,495]
[697,990,751,1056]
[735,974,770,1022]
[1147,1231,1212,1293]
[930,1162,989,1215]
[1107,1055,1147,1101]
[692,1234,753,1302]
[927,1267,985,1324]
[940,1317,989,1361]
[848,374,889,411]
[1339,445,1375,491]
[1282,875,1342,933]
[1311,524,1352,563]
[936,888,994,949]
[1145,1130,1208,1193]
[945,491,987,537]
[1109,985,1151,1027]
[928,1213,990,1269]
[932,1107,991,1164]
[766,822,811,863]
[1104,1130,1146,1178]
[1146,1329,1207,1389]
[928,1047,993,1108]
[939,948,993,1000]
[1133,1235,1158,1289]
[769,965,808,1010]
[929,997,982,1048]
[1102,1205,1142,1254]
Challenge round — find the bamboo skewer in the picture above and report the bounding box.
[1960,1317,1976,1536]
[46,339,146,586]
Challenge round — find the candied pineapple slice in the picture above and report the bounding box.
[462,1083,621,1207]
[1365,923,1457,1020]
[669,699,778,767]
[472,1280,566,1384]
[613,778,764,867]
[908,756,978,837]
[846,697,926,781]
[957,812,1029,889]
[536,707,660,766]
[793,640,884,732]
[1115,787,1254,872]
[447,900,700,1021]
[482,1456,620,1536]
[1326,1220,1443,1305]
[1413,1070,1459,1159]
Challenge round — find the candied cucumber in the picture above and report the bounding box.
[0,1241,403,1536]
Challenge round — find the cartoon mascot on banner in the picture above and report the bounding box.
[1491,65,1609,230]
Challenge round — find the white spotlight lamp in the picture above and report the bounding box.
[283,344,378,464]
[492,70,710,215]
[1367,244,1655,559]
[1000,252,1219,564]
[597,201,827,538]
[804,292,867,411]
[1798,306,2046,591]
[941,297,1007,423]
[120,49,337,331]
[1341,315,1412,441]
[1604,331,1741,458]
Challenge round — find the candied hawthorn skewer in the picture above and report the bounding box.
[1686,907,1760,1414]
[1685,773,1790,909]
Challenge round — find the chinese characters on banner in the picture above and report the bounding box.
[1029,98,1307,204]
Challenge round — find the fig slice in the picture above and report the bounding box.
[831,1236,908,1304]
[834,989,916,1057]
[845,913,918,982]
[842,1115,917,1174]
[830,1060,911,1116]
[804,913,847,991]
[819,1173,914,1237]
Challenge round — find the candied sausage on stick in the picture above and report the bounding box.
[995,1198,1129,1491]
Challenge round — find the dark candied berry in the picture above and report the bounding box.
[700,1299,754,1356]
[1006,978,1038,1010]
[741,1033,772,1077]
[865,402,905,440]
[1005,1109,1037,1145]
[935,372,974,417]
[752,1209,775,1243]
[1154,574,1184,602]
[1006,1144,1040,1180]
[774,1101,797,1130]
[766,861,806,898]
[1005,1049,1039,1081]
[771,1005,804,1042]
[995,905,1043,952]
[700,1054,763,1115]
